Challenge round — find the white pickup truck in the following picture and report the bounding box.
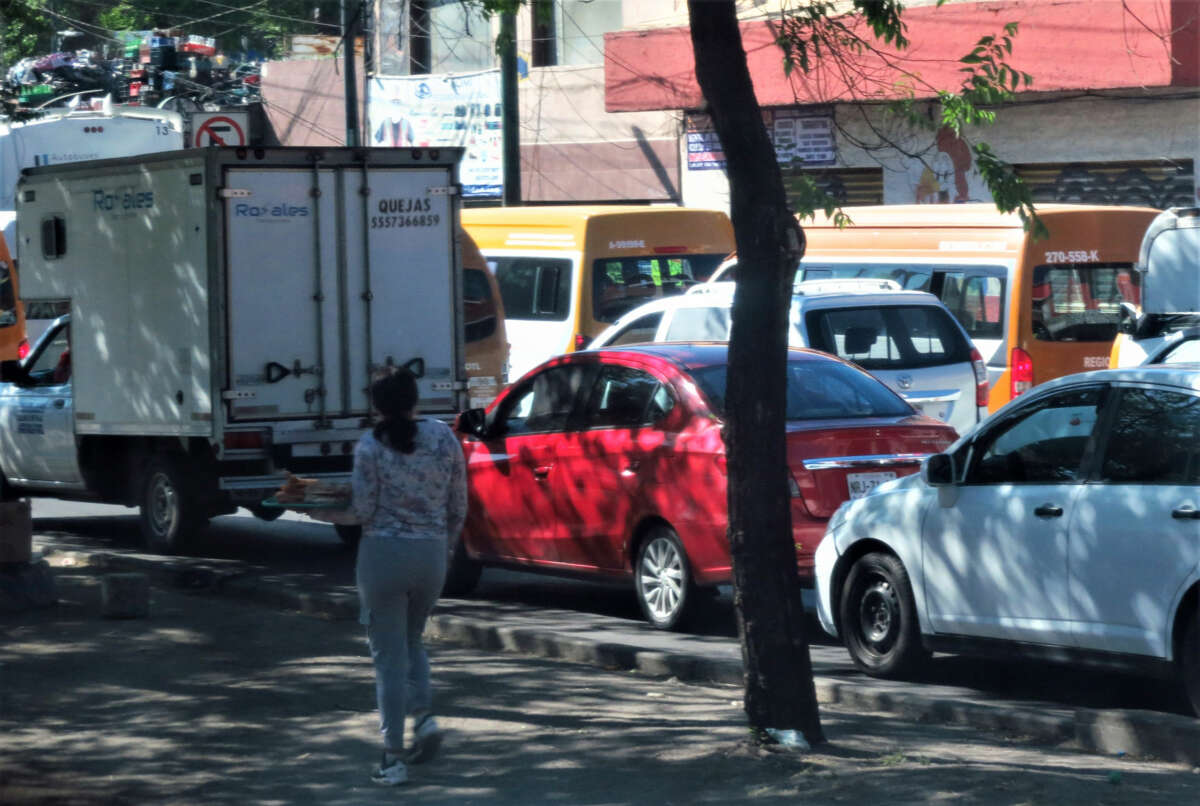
[0,146,467,551]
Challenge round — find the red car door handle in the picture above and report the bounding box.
[532,466,552,479]
[620,460,640,477]
[1034,504,1063,518]
[1172,506,1200,520]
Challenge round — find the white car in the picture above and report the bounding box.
[587,280,987,436]
[814,365,1200,716]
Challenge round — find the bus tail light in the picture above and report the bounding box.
[17,339,29,360]
[970,347,988,407]
[574,333,588,351]
[1011,348,1033,398]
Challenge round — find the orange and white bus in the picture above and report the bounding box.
[712,204,1159,411]
[0,233,26,365]
[462,205,734,380]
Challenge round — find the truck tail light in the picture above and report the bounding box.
[224,430,267,451]
[970,347,989,407]
[1011,347,1033,398]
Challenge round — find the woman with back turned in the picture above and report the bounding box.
[349,368,467,786]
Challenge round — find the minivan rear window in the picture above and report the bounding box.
[689,358,914,420]
[804,305,971,370]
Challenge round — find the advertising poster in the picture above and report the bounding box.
[368,71,503,198]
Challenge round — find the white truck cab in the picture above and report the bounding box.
[0,315,80,489]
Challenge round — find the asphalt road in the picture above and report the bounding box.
[29,499,1191,718]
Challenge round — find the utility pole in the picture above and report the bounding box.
[499,10,520,205]
[341,0,360,147]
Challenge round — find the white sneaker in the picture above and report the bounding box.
[371,753,408,786]
[406,714,443,764]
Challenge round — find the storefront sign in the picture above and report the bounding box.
[368,71,503,198]
[685,109,837,172]
[770,109,836,167]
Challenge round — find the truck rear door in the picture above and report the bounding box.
[223,163,460,420]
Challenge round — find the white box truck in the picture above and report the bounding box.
[1,146,466,551]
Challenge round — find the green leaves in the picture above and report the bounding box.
[788,175,852,229]
[974,142,1047,239]
[772,3,1042,236]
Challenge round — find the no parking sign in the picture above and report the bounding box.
[192,112,248,147]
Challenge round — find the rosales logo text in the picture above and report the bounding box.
[234,203,309,218]
[93,188,154,212]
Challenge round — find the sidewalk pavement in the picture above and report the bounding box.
[4,556,1200,805]
[22,543,1200,772]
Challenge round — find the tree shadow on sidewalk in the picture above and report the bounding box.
[1,567,1197,805]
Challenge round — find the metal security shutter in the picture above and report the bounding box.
[1016,160,1194,208]
[783,167,884,208]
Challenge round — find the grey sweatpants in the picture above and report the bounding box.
[355,534,448,752]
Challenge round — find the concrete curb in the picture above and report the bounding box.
[41,547,1200,766]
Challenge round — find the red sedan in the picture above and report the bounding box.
[448,343,956,630]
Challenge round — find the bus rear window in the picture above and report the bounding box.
[593,254,725,323]
[1031,263,1140,342]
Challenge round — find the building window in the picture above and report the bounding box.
[409,0,493,74]
[1016,160,1194,209]
[555,0,622,66]
[531,0,556,67]
[409,0,431,74]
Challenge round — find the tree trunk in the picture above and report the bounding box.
[687,0,823,744]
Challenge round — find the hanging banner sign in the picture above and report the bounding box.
[368,71,503,198]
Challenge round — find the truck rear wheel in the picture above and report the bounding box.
[139,456,207,554]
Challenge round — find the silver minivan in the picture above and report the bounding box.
[588,280,988,436]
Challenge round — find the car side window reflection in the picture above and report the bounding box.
[967,387,1102,484]
[1100,388,1200,484]
[583,365,672,429]
[25,325,71,388]
[496,365,587,436]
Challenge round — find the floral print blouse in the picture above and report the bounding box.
[350,418,467,543]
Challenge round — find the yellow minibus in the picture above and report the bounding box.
[462,205,734,380]
[714,204,1158,411]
